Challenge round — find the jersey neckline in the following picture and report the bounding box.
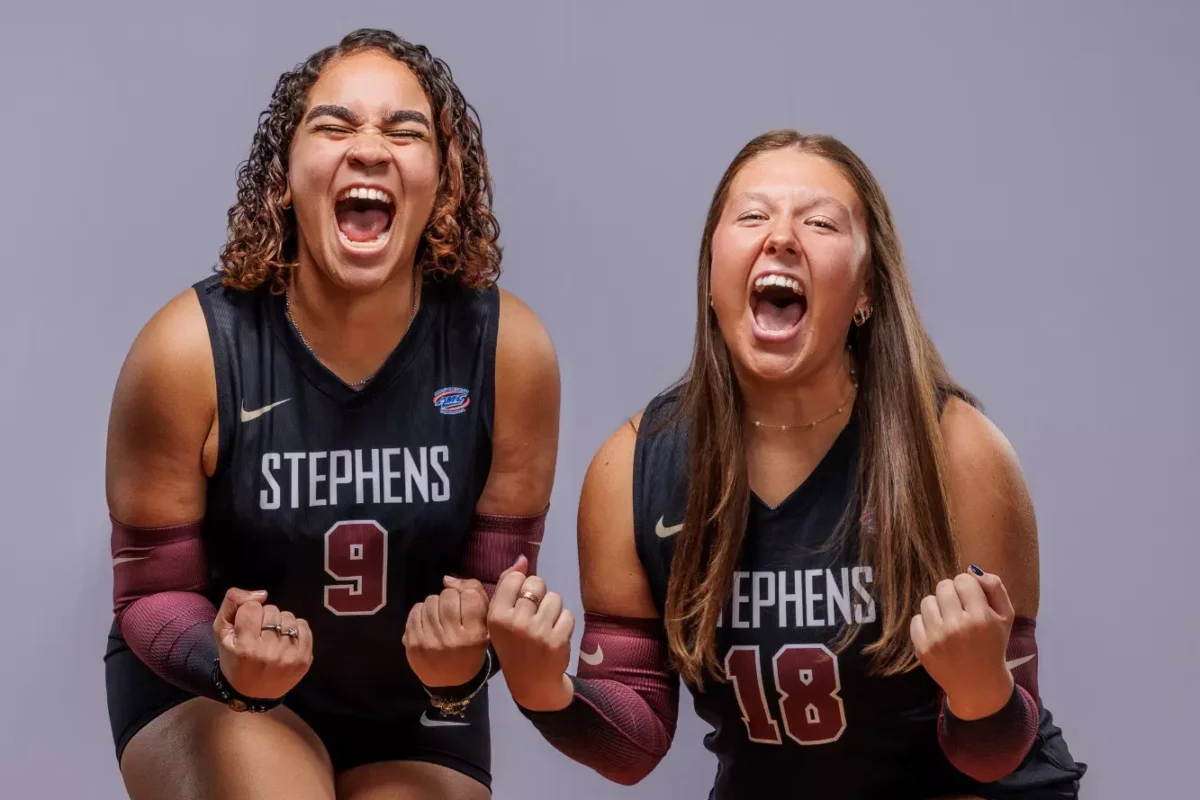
[750,407,860,518]
[265,277,439,405]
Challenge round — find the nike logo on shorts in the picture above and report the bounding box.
[419,711,469,728]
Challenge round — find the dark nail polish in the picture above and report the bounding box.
[969,564,984,576]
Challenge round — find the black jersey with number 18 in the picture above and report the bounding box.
[631,387,1082,799]
[194,272,498,720]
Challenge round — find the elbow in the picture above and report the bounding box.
[955,758,1026,785]
[953,736,1036,784]
[597,753,667,786]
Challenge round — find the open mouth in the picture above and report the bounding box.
[750,273,807,337]
[334,186,395,250]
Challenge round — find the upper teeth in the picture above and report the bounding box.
[754,274,802,294]
[338,186,393,204]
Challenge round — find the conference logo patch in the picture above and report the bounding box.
[433,387,470,415]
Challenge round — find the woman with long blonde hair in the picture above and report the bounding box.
[487,130,1085,798]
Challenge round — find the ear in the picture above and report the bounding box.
[281,184,292,210]
[856,270,874,313]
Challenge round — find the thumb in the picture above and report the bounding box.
[969,567,1014,620]
[498,554,529,583]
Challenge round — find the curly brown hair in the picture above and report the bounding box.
[218,28,501,293]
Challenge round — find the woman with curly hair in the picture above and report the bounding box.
[103,28,558,799]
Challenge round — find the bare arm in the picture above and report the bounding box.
[454,290,560,597]
[929,397,1044,782]
[578,412,659,620]
[475,288,560,517]
[107,289,216,525]
[106,288,225,696]
[941,398,1039,618]
[511,413,679,786]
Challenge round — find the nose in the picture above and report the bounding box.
[763,223,799,258]
[347,137,391,170]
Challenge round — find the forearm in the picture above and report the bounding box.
[458,507,548,596]
[111,516,219,697]
[517,613,678,786]
[938,617,1040,782]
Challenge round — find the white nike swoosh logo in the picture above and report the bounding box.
[1006,654,1037,671]
[579,645,604,666]
[112,556,148,567]
[240,398,292,423]
[419,711,469,728]
[655,517,683,538]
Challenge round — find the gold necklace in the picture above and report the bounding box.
[285,269,420,390]
[750,361,858,432]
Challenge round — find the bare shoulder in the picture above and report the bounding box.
[939,397,1040,615]
[495,287,558,381]
[578,410,658,619]
[475,288,560,516]
[106,287,217,525]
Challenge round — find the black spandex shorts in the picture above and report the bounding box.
[103,621,492,788]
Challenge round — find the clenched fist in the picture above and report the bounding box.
[403,576,490,688]
[910,567,1016,720]
[213,588,313,700]
[487,560,574,712]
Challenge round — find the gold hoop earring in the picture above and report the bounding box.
[853,306,872,327]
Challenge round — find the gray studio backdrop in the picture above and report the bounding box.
[1,1,1196,797]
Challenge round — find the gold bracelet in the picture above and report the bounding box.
[424,648,492,718]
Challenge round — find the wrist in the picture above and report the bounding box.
[945,670,1015,721]
[424,648,491,696]
[512,672,574,713]
[422,646,490,690]
[211,659,285,712]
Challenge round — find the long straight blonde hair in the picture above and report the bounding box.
[664,130,977,686]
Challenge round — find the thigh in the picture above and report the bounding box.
[336,761,490,800]
[106,621,335,800]
[121,697,337,800]
[300,685,492,799]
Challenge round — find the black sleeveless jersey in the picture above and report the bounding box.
[633,387,975,799]
[193,273,498,719]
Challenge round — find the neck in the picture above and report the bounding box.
[740,349,857,430]
[286,265,420,381]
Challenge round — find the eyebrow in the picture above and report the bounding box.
[304,105,431,128]
[732,191,852,217]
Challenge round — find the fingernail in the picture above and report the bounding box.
[444,575,459,585]
[969,565,984,576]
[511,555,522,567]
[251,590,267,597]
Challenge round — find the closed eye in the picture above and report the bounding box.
[808,218,836,230]
[738,212,768,222]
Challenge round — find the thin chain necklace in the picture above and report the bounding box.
[285,269,420,390]
[750,360,858,432]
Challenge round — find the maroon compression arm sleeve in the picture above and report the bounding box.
[111,516,219,697]
[938,616,1040,782]
[458,507,548,596]
[518,613,679,785]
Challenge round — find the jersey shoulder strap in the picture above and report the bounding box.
[192,272,270,481]
[631,383,690,612]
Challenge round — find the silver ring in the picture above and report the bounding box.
[283,627,299,639]
[261,623,283,634]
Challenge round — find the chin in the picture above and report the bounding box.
[312,228,415,295]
